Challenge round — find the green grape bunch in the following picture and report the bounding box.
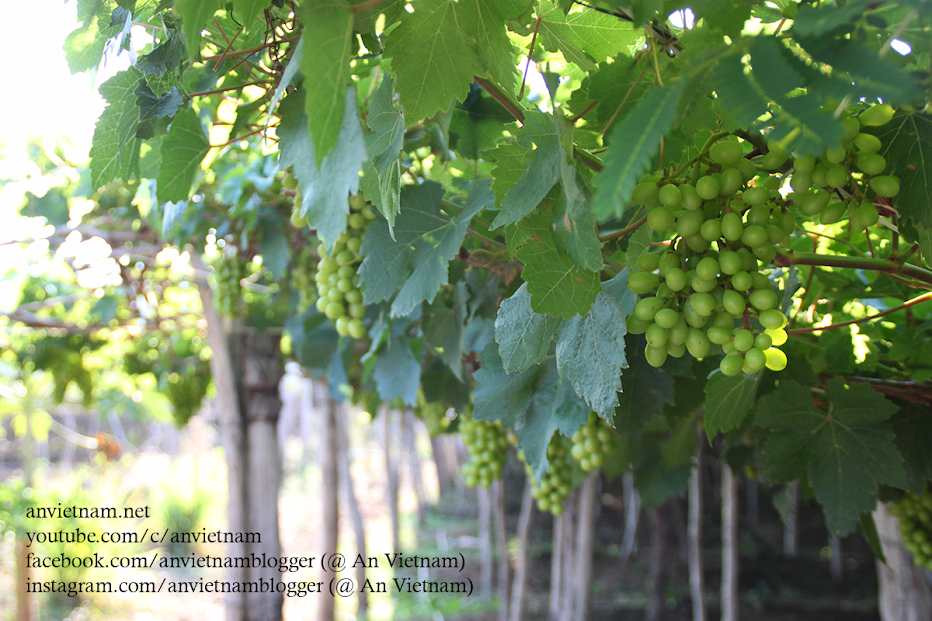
[571,413,619,472]
[314,194,375,338]
[890,486,932,571]
[213,246,247,318]
[416,393,451,436]
[292,247,318,314]
[526,434,576,515]
[460,416,510,489]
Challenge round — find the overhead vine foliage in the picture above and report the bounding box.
[65,0,932,536]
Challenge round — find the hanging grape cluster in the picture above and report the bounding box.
[314,194,374,338]
[889,486,932,571]
[626,104,899,376]
[292,247,318,314]
[460,416,510,489]
[213,246,246,318]
[571,413,619,472]
[416,393,451,436]
[526,434,576,515]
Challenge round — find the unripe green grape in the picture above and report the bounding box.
[659,252,680,275]
[700,218,723,242]
[722,340,736,354]
[736,158,757,182]
[749,288,778,311]
[680,184,702,210]
[722,290,746,317]
[853,202,880,229]
[762,149,788,170]
[713,311,735,329]
[654,308,680,329]
[349,303,366,319]
[690,292,716,317]
[648,206,675,231]
[685,234,711,253]
[626,315,651,334]
[696,257,719,281]
[747,204,771,226]
[778,211,796,235]
[676,210,704,237]
[825,164,849,188]
[665,268,688,292]
[645,344,668,367]
[719,251,742,275]
[638,252,662,272]
[696,175,721,200]
[635,297,665,321]
[741,224,768,247]
[766,224,784,244]
[348,318,366,339]
[710,141,744,166]
[632,181,660,206]
[707,326,732,345]
[667,342,686,358]
[336,316,351,336]
[731,271,753,292]
[325,301,344,319]
[683,301,709,328]
[755,332,774,351]
[765,327,788,346]
[812,162,829,187]
[686,328,711,359]
[721,212,744,242]
[820,201,847,225]
[719,168,744,196]
[733,329,755,352]
[825,146,847,164]
[668,319,689,345]
[348,213,366,230]
[743,347,767,373]
[691,274,718,293]
[764,347,787,371]
[857,153,886,176]
[759,308,786,329]
[854,132,882,153]
[859,103,895,127]
[751,272,771,290]
[871,175,900,198]
[659,184,683,207]
[720,353,745,376]
[841,116,861,140]
[743,186,769,206]
[794,154,817,174]
[791,173,812,192]
[752,243,777,263]
[629,271,661,294]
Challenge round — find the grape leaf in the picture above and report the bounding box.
[156,106,211,202]
[366,74,405,175]
[875,112,932,231]
[383,0,482,122]
[615,336,674,433]
[495,282,561,374]
[693,0,752,38]
[757,378,906,534]
[569,55,650,132]
[514,211,601,318]
[135,31,184,77]
[591,81,686,219]
[537,0,640,72]
[89,68,143,189]
[359,181,493,317]
[175,0,221,59]
[703,371,760,436]
[63,8,127,74]
[555,291,629,420]
[277,88,366,250]
[457,0,520,90]
[489,140,528,209]
[372,335,421,406]
[422,282,467,379]
[300,0,355,165]
[790,0,870,37]
[360,159,402,233]
[234,0,268,27]
[135,83,182,120]
[473,343,590,479]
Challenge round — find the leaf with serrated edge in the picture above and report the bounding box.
[300,0,355,164]
[422,282,467,379]
[89,68,143,189]
[703,372,760,436]
[234,0,268,27]
[366,74,405,174]
[175,0,221,59]
[278,88,366,250]
[359,181,493,317]
[591,81,686,219]
[383,0,482,121]
[875,112,932,231]
[516,211,600,318]
[556,291,628,419]
[537,0,639,71]
[372,336,420,406]
[495,283,561,374]
[757,378,906,534]
[474,344,589,479]
[156,107,210,202]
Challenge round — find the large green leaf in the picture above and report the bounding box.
[495,283,561,374]
[175,0,221,59]
[234,0,269,27]
[591,81,686,219]
[422,282,467,379]
[757,378,906,534]
[473,344,590,479]
[156,107,211,202]
[537,0,640,71]
[372,336,421,406]
[703,372,760,436]
[875,112,932,231]
[513,211,601,318]
[89,68,143,189]
[555,291,629,420]
[300,0,355,165]
[359,181,493,317]
[278,88,366,250]
[383,0,483,121]
[457,0,520,90]
[366,74,405,175]
[489,140,528,209]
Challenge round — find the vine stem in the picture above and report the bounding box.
[188,81,273,98]
[598,215,647,243]
[600,63,646,135]
[352,0,390,11]
[787,290,932,335]
[518,15,543,101]
[773,249,932,287]
[202,38,300,62]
